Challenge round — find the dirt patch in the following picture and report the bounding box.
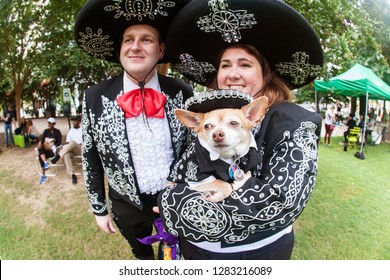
[0,118,84,226]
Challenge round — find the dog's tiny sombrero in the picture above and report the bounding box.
[185,89,253,113]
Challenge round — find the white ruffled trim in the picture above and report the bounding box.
[126,116,173,194]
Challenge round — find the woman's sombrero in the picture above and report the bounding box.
[74,0,192,63]
[166,0,324,89]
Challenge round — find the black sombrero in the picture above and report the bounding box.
[74,0,192,63]
[166,0,324,89]
[184,89,253,113]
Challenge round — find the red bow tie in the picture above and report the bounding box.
[116,88,166,119]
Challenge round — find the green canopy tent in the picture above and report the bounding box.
[314,63,390,100]
[314,63,390,158]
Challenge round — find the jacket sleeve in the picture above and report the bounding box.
[158,105,321,244]
[82,91,107,216]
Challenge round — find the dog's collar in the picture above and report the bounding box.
[198,134,257,163]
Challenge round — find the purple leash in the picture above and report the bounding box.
[137,218,179,260]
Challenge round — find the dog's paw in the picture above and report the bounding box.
[202,190,232,202]
[189,180,233,202]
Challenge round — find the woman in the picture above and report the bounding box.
[158,0,323,259]
[26,119,40,143]
[324,105,335,145]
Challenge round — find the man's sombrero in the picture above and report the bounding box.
[166,0,324,89]
[184,89,253,113]
[74,0,192,63]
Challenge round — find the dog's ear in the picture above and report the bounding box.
[241,96,269,125]
[175,109,205,131]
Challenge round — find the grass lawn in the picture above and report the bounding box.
[292,137,390,259]
[0,137,389,260]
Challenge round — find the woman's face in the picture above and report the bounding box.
[217,47,264,96]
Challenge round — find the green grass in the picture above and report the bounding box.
[0,138,389,260]
[292,137,390,260]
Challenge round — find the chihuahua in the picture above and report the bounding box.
[174,96,268,202]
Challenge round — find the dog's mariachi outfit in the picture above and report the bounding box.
[168,90,262,189]
[157,0,324,257]
[160,92,322,247]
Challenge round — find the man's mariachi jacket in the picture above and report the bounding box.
[82,73,193,215]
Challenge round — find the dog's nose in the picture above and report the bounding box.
[213,131,225,142]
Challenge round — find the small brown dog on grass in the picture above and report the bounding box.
[173,91,268,202]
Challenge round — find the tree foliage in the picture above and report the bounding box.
[286,0,390,104]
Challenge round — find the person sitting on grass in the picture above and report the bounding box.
[26,119,41,143]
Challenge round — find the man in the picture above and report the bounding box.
[343,113,357,151]
[74,0,193,259]
[344,113,357,143]
[51,115,82,185]
[2,103,16,147]
[37,117,62,184]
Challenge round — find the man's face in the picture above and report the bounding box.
[120,24,165,83]
[72,120,81,129]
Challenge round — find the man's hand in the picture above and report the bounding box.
[95,214,117,234]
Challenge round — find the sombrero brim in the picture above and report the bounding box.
[166,0,324,89]
[185,89,253,113]
[74,0,192,63]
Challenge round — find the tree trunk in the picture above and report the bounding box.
[13,80,23,126]
[351,97,357,116]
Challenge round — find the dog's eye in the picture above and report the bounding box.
[204,124,212,130]
[230,121,239,126]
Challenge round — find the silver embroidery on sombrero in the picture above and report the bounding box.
[175,53,216,84]
[184,89,252,110]
[78,28,115,60]
[104,0,176,21]
[197,0,257,43]
[276,52,322,85]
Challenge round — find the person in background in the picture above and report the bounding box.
[74,0,193,259]
[26,119,40,143]
[37,117,62,184]
[2,103,17,147]
[365,114,375,144]
[336,101,343,124]
[343,113,357,151]
[380,107,388,143]
[14,117,27,136]
[324,105,336,145]
[157,0,323,260]
[51,115,82,185]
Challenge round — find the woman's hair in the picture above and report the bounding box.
[214,44,293,107]
[26,119,33,127]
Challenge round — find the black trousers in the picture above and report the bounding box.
[38,147,54,168]
[180,230,294,260]
[109,192,159,260]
